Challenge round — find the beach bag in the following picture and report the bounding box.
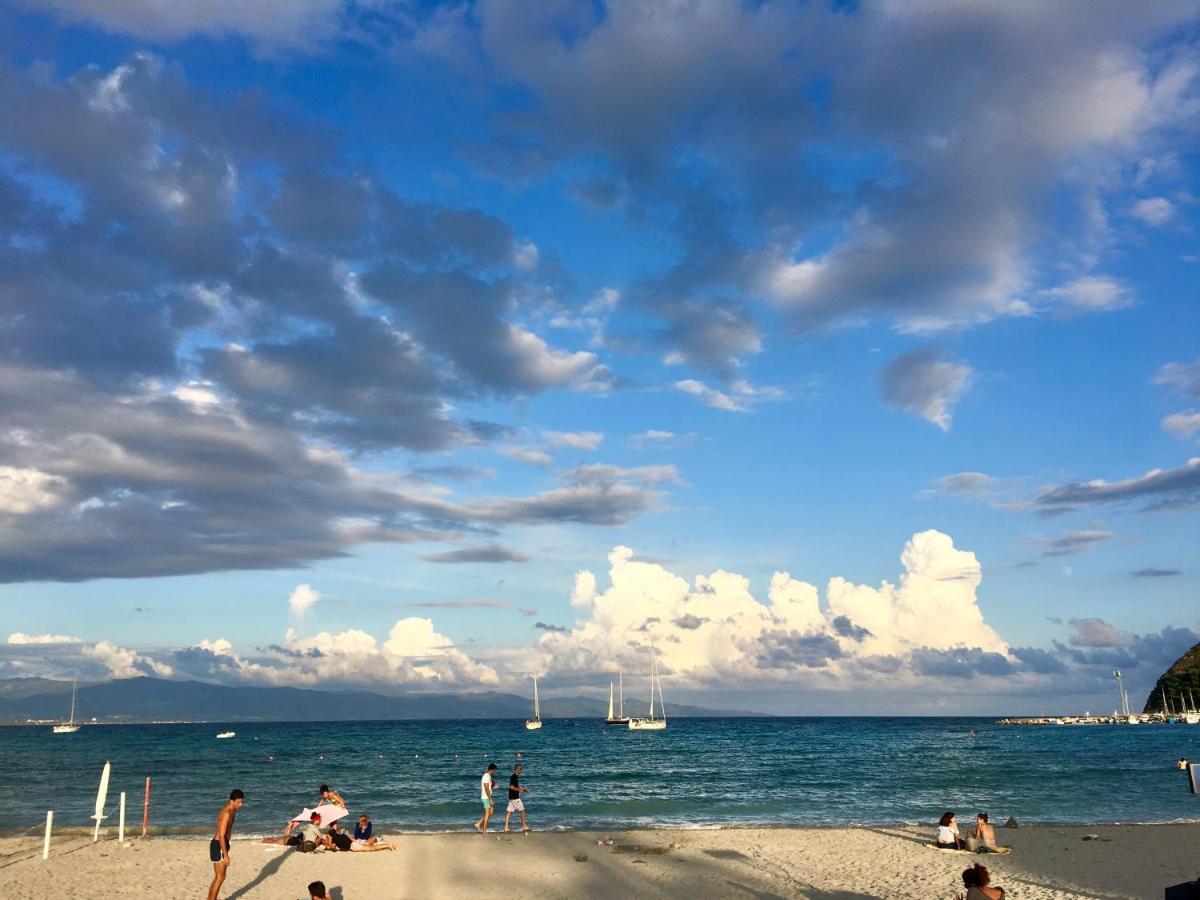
[299,839,317,853]
[964,836,980,852]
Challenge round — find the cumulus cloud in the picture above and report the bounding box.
[81,639,173,679]
[534,531,1006,688]
[1067,617,1126,649]
[288,583,320,617]
[881,349,974,431]
[8,632,82,645]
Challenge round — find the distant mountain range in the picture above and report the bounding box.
[0,677,759,723]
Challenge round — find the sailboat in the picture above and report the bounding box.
[525,674,543,730]
[628,658,667,731]
[52,680,81,734]
[605,671,630,725]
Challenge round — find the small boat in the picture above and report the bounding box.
[52,681,81,734]
[604,671,629,725]
[216,731,236,739]
[525,675,542,731]
[628,657,667,731]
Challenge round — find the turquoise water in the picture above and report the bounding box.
[3,718,1198,838]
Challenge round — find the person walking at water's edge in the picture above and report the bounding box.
[504,763,531,833]
[475,763,497,833]
[207,789,244,900]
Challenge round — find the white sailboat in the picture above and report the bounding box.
[605,671,630,725]
[525,674,542,730]
[628,658,667,731]
[52,681,81,734]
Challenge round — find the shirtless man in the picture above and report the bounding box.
[207,789,245,900]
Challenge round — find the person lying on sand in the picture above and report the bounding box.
[936,811,965,849]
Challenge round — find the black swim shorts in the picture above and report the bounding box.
[209,839,227,862]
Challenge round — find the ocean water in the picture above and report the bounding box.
[3,718,1198,838]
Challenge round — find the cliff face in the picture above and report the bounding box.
[1143,641,1200,713]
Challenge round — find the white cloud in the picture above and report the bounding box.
[535,531,1007,687]
[543,430,604,450]
[8,632,82,645]
[501,445,553,466]
[675,379,743,411]
[0,466,70,514]
[881,349,974,431]
[81,640,173,679]
[1162,410,1200,438]
[1154,358,1200,397]
[1040,276,1134,315]
[288,583,319,617]
[1131,196,1175,226]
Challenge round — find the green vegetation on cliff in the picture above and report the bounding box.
[1143,641,1200,713]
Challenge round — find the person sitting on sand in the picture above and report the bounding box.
[308,881,328,900]
[294,812,327,851]
[936,811,965,849]
[961,863,1005,899]
[970,812,997,851]
[319,784,346,808]
[353,813,377,846]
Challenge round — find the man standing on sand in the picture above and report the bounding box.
[207,789,245,900]
[504,763,531,833]
[474,763,497,833]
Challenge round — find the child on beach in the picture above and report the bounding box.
[207,789,245,900]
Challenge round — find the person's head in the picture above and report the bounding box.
[229,789,245,808]
[310,812,321,824]
[319,784,330,795]
[939,811,955,827]
[514,764,523,774]
[976,812,989,824]
[308,880,328,900]
[961,866,981,888]
[972,864,991,886]
[359,814,369,825]
[487,763,497,772]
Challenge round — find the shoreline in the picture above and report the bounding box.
[5,823,1199,899]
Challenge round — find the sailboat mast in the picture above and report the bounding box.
[533,675,540,720]
[648,659,655,718]
[69,680,77,724]
[608,681,614,719]
[619,671,624,717]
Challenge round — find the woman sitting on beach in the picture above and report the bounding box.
[970,812,997,851]
[936,811,965,849]
[328,819,396,852]
[960,863,1004,899]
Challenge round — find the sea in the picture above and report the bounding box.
[3,718,1197,839]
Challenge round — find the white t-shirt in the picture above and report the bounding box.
[480,772,493,800]
[937,824,958,844]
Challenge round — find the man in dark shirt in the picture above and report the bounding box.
[503,763,531,833]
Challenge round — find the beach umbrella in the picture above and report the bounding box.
[290,804,347,828]
[92,761,110,842]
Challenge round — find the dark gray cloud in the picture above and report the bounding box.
[831,616,871,641]
[420,544,530,564]
[1132,567,1181,578]
[1009,646,1067,675]
[924,472,996,499]
[672,614,708,631]
[1039,530,1114,558]
[534,622,567,633]
[1035,459,1200,513]
[1067,618,1125,648]
[755,631,843,669]
[910,647,1015,679]
[880,348,974,431]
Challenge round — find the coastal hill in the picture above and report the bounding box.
[1142,640,1200,713]
[0,676,757,723]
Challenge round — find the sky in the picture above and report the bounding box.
[0,1,1198,715]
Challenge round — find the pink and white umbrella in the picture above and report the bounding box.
[290,804,348,828]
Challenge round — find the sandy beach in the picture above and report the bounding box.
[3,823,1197,899]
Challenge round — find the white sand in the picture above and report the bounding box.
[3,823,1197,899]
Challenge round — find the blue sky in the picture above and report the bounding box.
[0,1,1197,714]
